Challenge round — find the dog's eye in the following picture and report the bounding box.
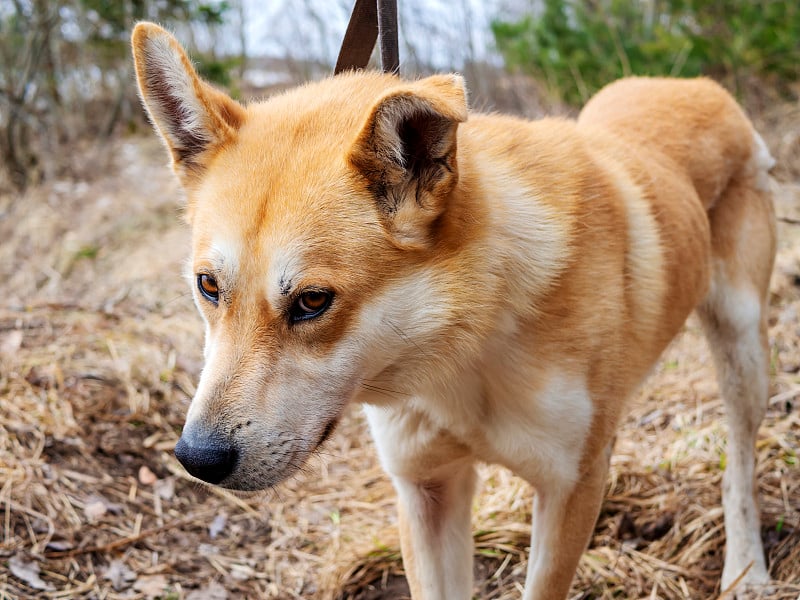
[291,290,332,322]
[197,274,219,304]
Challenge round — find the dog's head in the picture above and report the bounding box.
[131,23,470,490]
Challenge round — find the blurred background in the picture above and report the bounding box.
[1,0,798,193]
[1,2,799,599]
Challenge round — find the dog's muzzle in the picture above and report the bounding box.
[174,423,238,485]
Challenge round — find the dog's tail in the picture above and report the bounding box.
[577,76,772,210]
[750,130,776,194]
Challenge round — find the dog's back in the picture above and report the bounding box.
[579,77,761,209]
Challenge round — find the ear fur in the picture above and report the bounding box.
[349,74,468,249]
[131,22,245,186]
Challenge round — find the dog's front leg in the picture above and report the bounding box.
[365,406,476,599]
[394,462,476,599]
[523,446,611,600]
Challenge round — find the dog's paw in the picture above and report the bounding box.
[720,561,771,599]
[724,583,776,600]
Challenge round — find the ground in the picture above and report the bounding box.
[1,114,799,599]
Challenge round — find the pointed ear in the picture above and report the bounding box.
[131,22,246,186]
[348,74,468,249]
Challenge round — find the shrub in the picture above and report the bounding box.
[492,0,800,105]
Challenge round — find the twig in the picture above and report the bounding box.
[717,561,752,599]
[770,387,800,405]
[43,510,211,559]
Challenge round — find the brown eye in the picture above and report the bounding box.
[292,290,332,321]
[197,274,219,304]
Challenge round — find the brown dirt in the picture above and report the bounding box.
[1,111,798,599]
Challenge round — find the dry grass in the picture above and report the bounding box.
[1,111,799,599]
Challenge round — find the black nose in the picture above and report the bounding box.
[174,426,237,485]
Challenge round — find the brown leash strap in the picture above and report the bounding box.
[377,0,399,74]
[335,0,399,75]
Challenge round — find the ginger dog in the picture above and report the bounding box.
[132,22,775,599]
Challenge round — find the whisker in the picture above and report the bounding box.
[360,382,405,399]
[386,320,425,355]
[164,291,193,306]
[267,486,285,504]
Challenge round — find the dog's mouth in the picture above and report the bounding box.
[211,418,341,492]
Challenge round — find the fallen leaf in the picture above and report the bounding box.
[84,494,123,521]
[138,465,157,485]
[198,543,218,557]
[208,512,227,539]
[0,330,23,357]
[133,574,170,599]
[103,559,137,591]
[9,555,55,591]
[83,499,107,522]
[186,580,228,600]
[230,563,254,581]
[154,476,174,500]
[44,540,74,552]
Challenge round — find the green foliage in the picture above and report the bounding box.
[75,245,100,260]
[776,514,785,534]
[492,0,800,105]
[195,54,241,88]
[196,1,231,25]
[76,0,231,61]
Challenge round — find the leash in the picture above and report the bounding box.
[335,0,399,75]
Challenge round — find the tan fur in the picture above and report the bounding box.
[132,22,776,599]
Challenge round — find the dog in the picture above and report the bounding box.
[132,22,776,599]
